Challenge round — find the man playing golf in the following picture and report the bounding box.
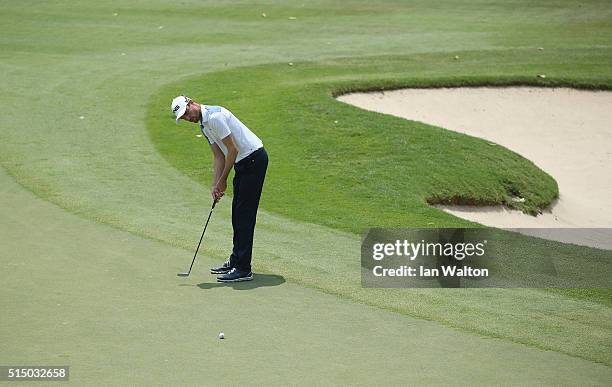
[171,95,268,282]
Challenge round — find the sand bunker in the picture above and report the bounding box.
[338,87,612,248]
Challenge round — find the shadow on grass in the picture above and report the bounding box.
[194,273,285,290]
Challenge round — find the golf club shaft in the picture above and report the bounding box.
[184,199,217,275]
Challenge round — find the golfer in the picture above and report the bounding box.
[171,95,268,282]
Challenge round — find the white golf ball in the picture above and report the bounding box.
[218,332,225,339]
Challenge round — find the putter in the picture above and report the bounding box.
[177,198,218,277]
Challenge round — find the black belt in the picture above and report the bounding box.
[235,147,264,166]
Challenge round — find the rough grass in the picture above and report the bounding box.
[147,52,577,232]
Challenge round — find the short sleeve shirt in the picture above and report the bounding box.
[199,105,263,162]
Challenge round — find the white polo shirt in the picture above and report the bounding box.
[199,105,263,162]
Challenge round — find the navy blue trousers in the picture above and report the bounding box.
[229,148,268,272]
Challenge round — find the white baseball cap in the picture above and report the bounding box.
[171,95,191,123]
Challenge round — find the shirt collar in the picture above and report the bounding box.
[200,104,210,124]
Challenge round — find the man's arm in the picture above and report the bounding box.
[212,134,239,200]
[210,143,225,199]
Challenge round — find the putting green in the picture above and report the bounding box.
[2,168,611,385]
[1,0,611,383]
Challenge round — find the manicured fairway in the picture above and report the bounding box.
[2,168,611,385]
[1,0,611,384]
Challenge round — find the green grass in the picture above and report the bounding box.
[3,167,610,385]
[546,288,612,307]
[146,54,612,359]
[1,0,611,382]
[147,50,612,232]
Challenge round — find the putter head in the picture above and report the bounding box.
[177,272,190,277]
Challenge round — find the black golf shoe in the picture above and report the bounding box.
[217,268,253,282]
[210,260,232,274]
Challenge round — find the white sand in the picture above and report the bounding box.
[338,87,612,248]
